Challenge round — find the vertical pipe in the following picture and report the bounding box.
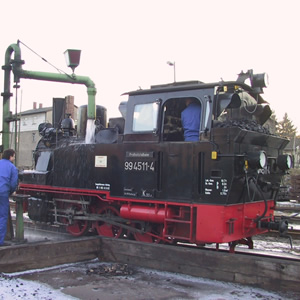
[1,64,11,150]
[14,85,18,165]
[1,43,22,150]
[87,87,96,119]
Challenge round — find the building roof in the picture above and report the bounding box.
[20,107,52,116]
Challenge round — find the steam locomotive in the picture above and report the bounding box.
[18,70,292,252]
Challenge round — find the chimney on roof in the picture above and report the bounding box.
[65,95,75,119]
[39,103,43,108]
[33,102,37,109]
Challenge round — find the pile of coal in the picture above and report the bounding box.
[86,263,134,276]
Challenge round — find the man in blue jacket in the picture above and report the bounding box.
[0,149,18,246]
[181,98,201,141]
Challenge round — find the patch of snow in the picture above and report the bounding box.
[0,275,76,300]
[139,268,289,300]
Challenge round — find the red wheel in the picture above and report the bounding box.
[133,223,164,243]
[94,206,123,238]
[61,203,90,237]
[66,219,89,236]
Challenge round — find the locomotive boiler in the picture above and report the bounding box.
[18,69,292,252]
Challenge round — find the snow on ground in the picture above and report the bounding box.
[0,274,76,300]
[133,267,293,300]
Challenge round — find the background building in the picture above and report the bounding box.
[284,136,300,169]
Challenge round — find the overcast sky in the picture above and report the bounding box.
[1,0,300,133]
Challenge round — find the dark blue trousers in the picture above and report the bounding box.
[0,196,9,245]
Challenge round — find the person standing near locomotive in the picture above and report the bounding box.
[0,149,18,246]
[181,98,201,141]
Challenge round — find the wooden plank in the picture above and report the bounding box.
[0,236,299,293]
[0,237,101,273]
[99,238,300,293]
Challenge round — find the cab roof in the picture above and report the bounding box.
[125,80,256,96]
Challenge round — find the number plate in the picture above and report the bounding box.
[124,161,155,172]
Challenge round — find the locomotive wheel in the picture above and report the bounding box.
[62,203,90,237]
[94,206,123,238]
[133,223,164,243]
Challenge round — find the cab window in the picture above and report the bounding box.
[162,97,201,141]
[132,102,159,132]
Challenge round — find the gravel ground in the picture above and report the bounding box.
[1,260,299,300]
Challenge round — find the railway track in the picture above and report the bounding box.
[264,226,300,241]
[1,224,300,295]
[289,227,300,239]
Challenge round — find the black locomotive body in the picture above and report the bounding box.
[19,70,291,251]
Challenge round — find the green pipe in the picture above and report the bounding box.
[15,196,25,241]
[19,70,96,88]
[1,43,23,150]
[87,87,97,119]
[18,70,97,120]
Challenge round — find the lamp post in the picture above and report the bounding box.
[167,61,176,82]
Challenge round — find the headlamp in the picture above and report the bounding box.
[277,154,293,170]
[247,151,267,169]
[252,73,269,89]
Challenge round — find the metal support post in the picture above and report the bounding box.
[12,194,29,243]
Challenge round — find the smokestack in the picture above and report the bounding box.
[33,102,37,109]
[39,103,43,108]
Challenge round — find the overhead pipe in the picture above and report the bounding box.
[1,42,97,150]
[18,69,97,120]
